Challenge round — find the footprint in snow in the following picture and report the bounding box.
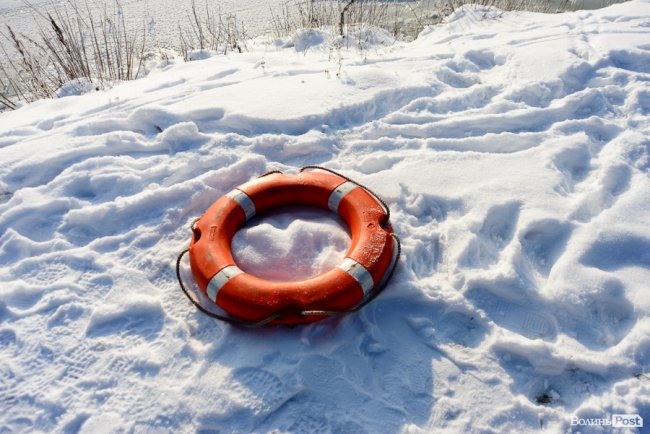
[19,261,74,287]
[59,344,98,383]
[0,329,16,351]
[465,286,557,340]
[570,163,631,222]
[226,367,295,417]
[288,414,330,434]
[17,255,100,288]
[0,191,11,204]
[395,184,462,226]
[408,238,441,278]
[297,354,370,407]
[354,154,402,174]
[436,66,479,89]
[77,274,113,300]
[85,297,165,339]
[464,49,502,70]
[608,49,650,73]
[459,202,520,269]
[0,365,18,408]
[551,144,593,194]
[581,233,650,271]
[518,218,573,279]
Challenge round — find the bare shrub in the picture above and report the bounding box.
[178,0,249,61]
[435,0,573,16]
[0,0,253,109]
[0,0,146,107]
[270,0,430,40]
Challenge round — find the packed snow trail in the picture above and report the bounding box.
[1,2,650,432]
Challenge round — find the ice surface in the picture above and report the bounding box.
[1,2,650,432]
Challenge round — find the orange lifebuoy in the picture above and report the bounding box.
[187,168,397,325]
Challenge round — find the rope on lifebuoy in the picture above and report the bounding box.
[176,166,401,326]
[176,249,282,328]
[300,232,401,318]
[176,232,401,326]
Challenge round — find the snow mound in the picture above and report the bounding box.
[292,28,331,52]
[1,1,650,432]
[278,26,396,53]
[56,78,95,98]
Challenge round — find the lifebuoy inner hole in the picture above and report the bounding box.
[231,205,352,282]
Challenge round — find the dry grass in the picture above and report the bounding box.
[178,0,249,61]
[270,0,425,40]
[0,0,146,106]
[0,0,254,108]
[437,0,572,15]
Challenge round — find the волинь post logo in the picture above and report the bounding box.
[571,414,643,428]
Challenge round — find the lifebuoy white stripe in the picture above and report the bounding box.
[207,265,244,302]
[328,181,357,213]
[338,258,374,295]
[226,189,256,220]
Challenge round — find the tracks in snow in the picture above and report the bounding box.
[1,7,650,432]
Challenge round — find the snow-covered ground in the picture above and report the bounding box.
[2,1,650,432]
[0,0,626,55]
